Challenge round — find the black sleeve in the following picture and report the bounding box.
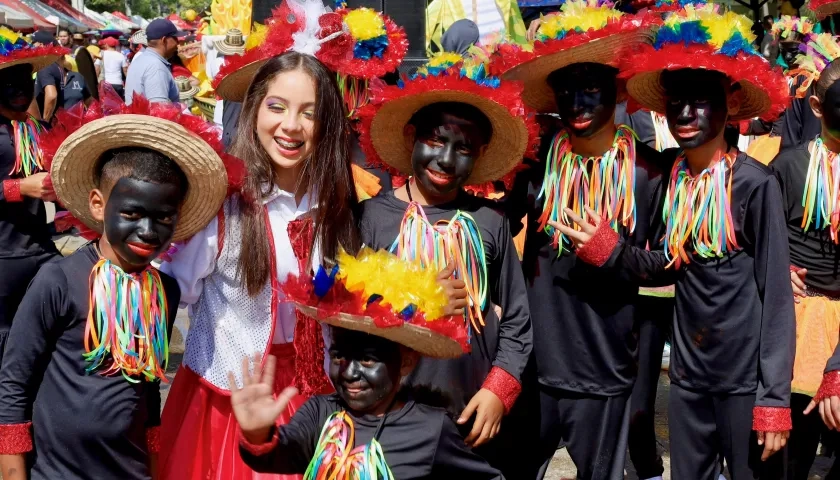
[430,415,504,479]
[0,264,67,426]
[745,176,796,409]
[606,239,680,287]
[489,213,532,383]
[145,278,181,429]
[0,125,15,202]
[745,118,774,136]
[239,397,322,474]
[781,97,804,149]
[505,158,540,237]
[825,344,840,372]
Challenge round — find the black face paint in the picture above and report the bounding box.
[410,113,486,199]
[822,79,840,139]
[780,42,801,68]
[329,328,403,414]
[102,178,182,268]
[0,65,35,113]
[548,62,618,138]
[662,69,730,150]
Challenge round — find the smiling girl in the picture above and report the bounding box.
[158,52,360,480]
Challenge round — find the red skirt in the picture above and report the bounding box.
[160,343,306,480]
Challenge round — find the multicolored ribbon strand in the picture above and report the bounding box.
[390,201,488,337]
[802,137,840,242]
[652,112,679,152]
[663,152,739,268]
[83,258,170,383]
[538,125,637,255]
[303,411,395,480]
[9,116,44,177]
[337,74,371,119]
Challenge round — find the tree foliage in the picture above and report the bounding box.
[86,0,210,19]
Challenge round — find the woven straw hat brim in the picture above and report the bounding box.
[214,39,245,56]
[369,90,529,185]
[0,54,62,75]
[50,115,228,242]
[296,305,465,359]
[815,2,840,19]
[502,30,653,113]
[215,58,267,102]
[179,86,200,99]
[627,70,771,122]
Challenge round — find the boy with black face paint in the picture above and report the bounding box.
[557,6,795,479]
[492,1,664,478]
[771,32,840,480]
[0,103,229,480]
[354,56,536,476]
[0,29,66,368]
[234,249,503,478]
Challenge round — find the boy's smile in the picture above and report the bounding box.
[662,69,731,150]
[548,62,619,139]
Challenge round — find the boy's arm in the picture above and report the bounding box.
[747,176,796,432]
[238,398,321,474]
[0,265,67,470]
[431,416,504,479]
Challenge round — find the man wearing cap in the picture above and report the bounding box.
[125,18,185,105]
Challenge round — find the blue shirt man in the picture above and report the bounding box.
[125,19,185,104]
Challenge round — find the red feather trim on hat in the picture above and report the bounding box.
[356,72,540,187]
[809,0,838,14]
[317,8,408,79]
[0,45,67,66]
[618,43,790,121]
[488,12,660,76]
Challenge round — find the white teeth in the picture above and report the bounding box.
[276,138,304,149]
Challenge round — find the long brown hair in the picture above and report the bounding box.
[230,52,360,296]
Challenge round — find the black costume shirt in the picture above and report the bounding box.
[240,394,503,479]
[507,133,667,395]
[358,191,532,411]
[781,84,820,149]
[34,62,64,119]
[0,244,180,480]
[0,115,56,258]
[608,152,795,407]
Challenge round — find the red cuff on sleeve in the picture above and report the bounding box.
[238,427,279,457]
[752,406,792,432]
[814,370,840,404]
[575,222,619,267]
[146,426,160,454]
[0,422,33,454]
[3,179,22,202]
[482,366,522,414]
[790,264,802,272]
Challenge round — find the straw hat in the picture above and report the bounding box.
[358,55,538,187]
[86,45,102,59]
[176,76,199,100]
[130,30,147,46]
[213,28,246,56]
[49,114,228,242]
[619,5,789,122]
[493,0,659,113]
[0,27,66,74]
[810,0,840,19]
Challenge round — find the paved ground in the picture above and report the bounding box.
[55,234,838,479]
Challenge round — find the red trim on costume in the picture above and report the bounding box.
[814,370,840,404]
[482,366,521,414]
[0,46,68,68]
[738,120,750,136]
[575,222,619,267]
[238,427,279,456]
[287,216,333,397]
[3,179,22,202]
[146,426,161,453]
[617,43,790,121]
[752,406,792,431]
[0,422,33,454]
[791,264,801,272]
[317,9,408,79]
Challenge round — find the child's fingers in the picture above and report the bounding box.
[272,386,299,415]
[227,371,239,392]
[241,356,252,387]
[261,355,277,386]
[804,399,817,415]
[437,261,456,280]
[458,397,479,425]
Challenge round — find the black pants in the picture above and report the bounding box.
[628,295,673,479]
[670,384,780,480]
[532,386,631,480]
[0,251,58,366]
[109,83,125,100]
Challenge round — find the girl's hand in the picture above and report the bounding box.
[228,354,298,445]
[437,261,468,317]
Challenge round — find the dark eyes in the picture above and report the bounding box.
[584,87,601,94]
[120,212,174,224]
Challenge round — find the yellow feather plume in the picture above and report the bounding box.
[245,22,266,50]
[537,0,623,40]
[336,247,449,321]
[0,26,22,45]
[344,8,387,41]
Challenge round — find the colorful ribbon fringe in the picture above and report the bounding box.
[802,137,840,242]
[9,117,44,177]
[663,152,739,268]
[84,258,170,383]
[303,411,394,480]
[538,125,637,255]
[390,202,488,337]
[652,112,678,152]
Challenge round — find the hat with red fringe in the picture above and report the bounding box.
[629,0,705,14]
[284,247,469,358]
[357,53,540,194]
[214,0,330,102]
[810,0,840,20]
[316,7,408,118]
[619,4,788,122]
[0,27,67,74]
[45,90,244,243]
[491,0,659,113]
